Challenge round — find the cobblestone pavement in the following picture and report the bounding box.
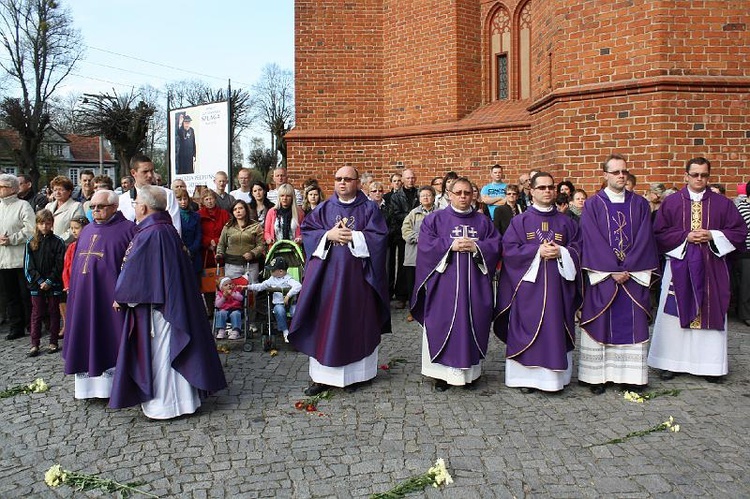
[1,308,749,498]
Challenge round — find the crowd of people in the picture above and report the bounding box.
[1,153,749,418]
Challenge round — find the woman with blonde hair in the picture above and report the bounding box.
[264,183,304,245]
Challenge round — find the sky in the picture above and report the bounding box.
[62,0,295,96]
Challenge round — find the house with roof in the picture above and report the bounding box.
[0,127,118,186]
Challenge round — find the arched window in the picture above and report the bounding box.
[487,1,532,101]
[489,6,511,101]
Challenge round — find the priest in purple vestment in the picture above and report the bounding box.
[63,190,136,399]
[109,185,226,419]
[578,155,659,394]
[411,177,501,391]
[289,166,389,396]
[495,172,582,393]
[648,157,747,382]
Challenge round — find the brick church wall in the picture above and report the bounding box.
[287,0,750,196]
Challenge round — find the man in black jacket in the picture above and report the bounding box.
[388,169,418,308]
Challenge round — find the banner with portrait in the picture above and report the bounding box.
[169,101,230,193]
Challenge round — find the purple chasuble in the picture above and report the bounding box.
[289,191,389,367]
[411,207,501,368]
[63,212,136,376]
[580,190,659,344]
[495,208,582,370]
[654,188,747,330]
[109,211,227,409]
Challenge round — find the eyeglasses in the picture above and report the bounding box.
[451,190,472,196]
[506,192,519,196]
[334,177,357,183]
[687,172,710,179]
[534,185,556,191]
[606,169,629,176]
[90,204,113,210]
[431,182,441,186]
[370,189,384,193]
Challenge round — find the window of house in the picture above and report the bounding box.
[5,167,17,175]
[69,168,79,186]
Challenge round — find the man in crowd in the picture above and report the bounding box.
[648,157,747,383]
[0,174,34,340]
[411,177,501,391]
[289,166,389,396]
[213,171,236,212]
[389,168,418,307]
[518,172,532,211]
[72,170,95,203]
[495,172,582,393]
[16,173,49,212]
[116,176,133,195]
[383,173,402,206]
[109,185,226,419]
[230,168,253,203]
[63,190,136,399]
[480,164,507,219]
[578,155,659,394]
[118,154,181,234]
[267,166,303,206]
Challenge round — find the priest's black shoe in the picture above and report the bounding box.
[519,387,536,394]
[704,375,725,384]
[304,383,330,396]
[589,384,606,395]
[434,380,450,392]
[659,370,676,381]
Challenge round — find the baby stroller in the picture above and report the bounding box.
[258,240,306,351]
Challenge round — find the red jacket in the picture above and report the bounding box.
[199,206,230,268]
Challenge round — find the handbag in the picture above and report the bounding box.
[201,252,223,293]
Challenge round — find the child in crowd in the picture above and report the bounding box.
[214,277,244,340]
[60,216,89,339]
[247,257,302,343]
[24,209,66,357]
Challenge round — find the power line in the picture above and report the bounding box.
[88,46,252,87]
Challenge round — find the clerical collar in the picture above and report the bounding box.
[450,205,472,214]
[339,196,356,205]
[531,204,554,213]
[688,189,705,201]
[604,187,626,203]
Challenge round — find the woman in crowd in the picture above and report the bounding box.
[557,180,575,197]
[176,191,203,284]
[45,176,84,243]
[402,186,436,322]
[435,171,459,209]
[249,180,274,226]
[264,183,304,246]
[647,183,666,221]
[302,184,325,214]
[199,190,230,269]
[217,199,265,282]
[472,182,491,218]
[570,189,587,218]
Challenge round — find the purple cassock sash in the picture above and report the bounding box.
[63,212,136,376]
[289,191,390,367]
[109,211,227,409]
[579,190,659,344]
[410,207,501,368]
[494,208,582,370]
[654,188,747,330]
